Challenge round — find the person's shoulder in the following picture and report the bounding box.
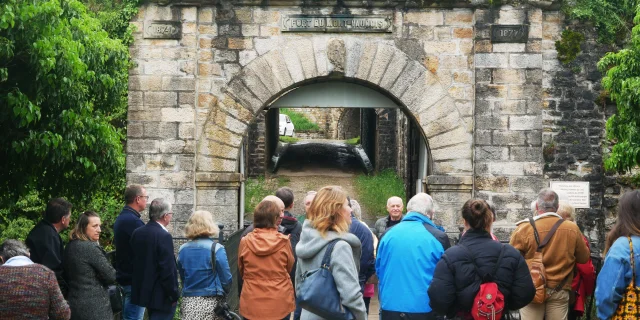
[375,216,387,224]
[607,236,632,259]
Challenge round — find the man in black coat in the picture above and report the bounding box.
[275,187,303,320]
[130,198,179,320]
[26,197,72,296]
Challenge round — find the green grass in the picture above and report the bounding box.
[279,136,299,143]
[244,176,290,216]
[345,136,360,145]
[280,108,320,132]
[354,169,406,217]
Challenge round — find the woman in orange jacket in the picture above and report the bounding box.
[239,200,295,320]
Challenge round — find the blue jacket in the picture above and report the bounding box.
[376,212,449,314]
[177,238,233,297]
[349,215,375,291]
[130,221,179,312]
[596,235,640,319]
[113,206,144,286]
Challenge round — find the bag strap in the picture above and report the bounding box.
[491,245,506,278]
[529,217,541,249]
[539,218,565,249]
[321,239,343,269]
[210,241,221,272]
[629,236,636,286]
[461,242,505,282]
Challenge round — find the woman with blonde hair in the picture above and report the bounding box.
[63,211,116,320]
[177,211,233,320]
[296,186,367,320]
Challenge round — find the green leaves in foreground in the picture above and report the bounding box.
[599,8,640,172]
[0,0,129,206]
[354,169,406,217]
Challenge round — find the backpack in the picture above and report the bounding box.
[462,244,506,320]
[527,218,565,304]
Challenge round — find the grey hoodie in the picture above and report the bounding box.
[295,220,367,320]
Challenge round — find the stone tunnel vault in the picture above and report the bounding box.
[195,37,474,230]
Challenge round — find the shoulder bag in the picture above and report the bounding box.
[297,239,355,320]
[613,236,640,319]
[527,218,565,304]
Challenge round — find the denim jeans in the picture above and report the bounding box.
[148,304,177,320]
[121,285,145,320]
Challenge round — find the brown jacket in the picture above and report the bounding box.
[510,213,590,290]
[238,227,295,320]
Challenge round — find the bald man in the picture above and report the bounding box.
[373,196,405,239]
[297,191,316,224]
[241,195,286,237]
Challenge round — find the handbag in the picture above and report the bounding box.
[613,236,640,319]
[108,284,125,314]
[297,239,355,320]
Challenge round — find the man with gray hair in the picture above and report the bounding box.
[373,196,405,239]
[130,198,179,320]
[0,239,70,319]
[376,193,450,319]
[510,188,589,320]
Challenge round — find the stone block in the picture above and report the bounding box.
[493,131,526,146]
[543,23,562,41]
[435,27,453,40]
[477,146,509,160]
[161,108,194,123]
[524,162,543,175]
[176,189,194,205]
[424,41,457,54]
[408,26,435,40]
[368,45,394,84]
[200,140,239,159]
[295,40,318,79]
[432,159,473,174]
[178,155,195,171]
[444,10,474,25]
[453,28,473,38]
[526,40,542,53]
[429,126,470,149]
[145,5,172,21]
[281,47,305,83]
[493,43,526,53]
[160,140,187,153]
[162,77,195,91]
[390,61,424,98]
[127,173,158,187]
[477,84,508,98]
[489,162,524,175]
[510,54,542,68]
[129,91,143,107]
[239,50,258,67]
[493,69,525,84]
[475,53,508,68]
[253,9,280,24]
[197,155,237,172]
[129,75,163,91]
[476,115,508,130]
[229,38,253,50]
[242,24,259,37]
[438,55,469,69]
[475,176,509,192]
[405,11,444,25]
[199,37,215,49]
[129,109,161,121]
[199,7,214,23]
[260,26,280,36]
[475,129,492,145]
[312,37,329,76]
[212,111,248,136]
[181,7,197,22]
[159,172,193,188]
[510,146,542,162]
[214,50,237,63]
[127,139,159,153]
[145,92,177,107]
[509,115,541,130]
[379,53,408,90]
[144,122,178,139]
[234,8,252,23]
[510,176,545,193]
[179,123,195,139]
[198,63,223,77]
[127,155,145,172]
[431,143,472,161]
[219,24,241,37]
[526,131,542,146]
[128,122,144,138]
[497,7,526,24]
[475,40,492,53]
[356,42,377,80]
[145,155,177,171]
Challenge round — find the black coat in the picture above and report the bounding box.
[26,220,67,294]
[130,221,179,312]
[428,229,535,317]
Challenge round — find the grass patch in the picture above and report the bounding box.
[279,136,299,143]
[345,136,360,145]
[354,169,406,218]
[244,176,291,216]
[280,108,320,132]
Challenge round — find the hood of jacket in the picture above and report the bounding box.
[296,219,361,260]
[280,211,299,233]
[243,227,290,256]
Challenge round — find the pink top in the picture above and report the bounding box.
[364,283,374,297]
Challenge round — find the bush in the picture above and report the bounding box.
[279,136,299,143]
[354,169,406,217]
[345,136,361,145]
[244,176,290,217]
[279,109,320,132]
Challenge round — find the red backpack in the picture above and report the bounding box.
[463,244,506,320]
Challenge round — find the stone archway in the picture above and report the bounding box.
[195,38,473,230]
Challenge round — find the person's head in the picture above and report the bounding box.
[184,211,220,240]
[304,191,317,214]
[461,199,493,232]
[350,199,362,220]
[276,187,294,210]
[254,200,281,229]
[557,200,575,221]
[386,196,404,220]
[605,190,640,253]
[149,198,173,226]
[263,195,285,225]
[307,186,352,237]
[70,211,102,242]
[0,240,30,264]
[536,188,559,214]
[124,184,148,212]
[44,198,72,231]
[407,193,435,219]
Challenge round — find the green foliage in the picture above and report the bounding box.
[81,0,140,46]
[279,136,300,143]
[0,0,129,207]
[354,169,406,218]
[599,8,640,172]
[556,29,585,65]
[279,109,321,132]
[345,136,361,145]
[243,176,290,215]
[565,0,638,44]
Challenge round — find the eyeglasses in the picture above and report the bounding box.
[137,195,149,200]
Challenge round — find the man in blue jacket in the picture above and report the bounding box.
[113,184,147,320]
[376,193,450,320]
[130,198,179,320]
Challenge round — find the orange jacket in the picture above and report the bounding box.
[510,213,590,290]
[238,228,295,320]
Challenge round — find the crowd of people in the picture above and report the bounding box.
[1,184,640,320]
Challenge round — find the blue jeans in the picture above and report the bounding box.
[121,285,145,320]
[148,304,177,320]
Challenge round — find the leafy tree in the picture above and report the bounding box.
[0,0,129,208]
[566,0,638,44]
[599,8,640,172]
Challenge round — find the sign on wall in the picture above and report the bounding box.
[491,25,529,43]
[282,15,392,33]
[549,181,590,209]
[144,21,182,39]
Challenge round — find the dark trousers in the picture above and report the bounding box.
[364,297,371,315]
[148,304,177,320]
[380,310,441,320]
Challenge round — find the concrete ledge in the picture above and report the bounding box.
[195,172,244,188]
[427,175,473,192]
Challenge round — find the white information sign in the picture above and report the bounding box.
[549,181,590,209]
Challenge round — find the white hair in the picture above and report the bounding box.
[387,196,403,206]
[407,193,434,217]
[149,198,172,221]
[350,199,362,220]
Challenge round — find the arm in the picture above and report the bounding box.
[46,268,71,320]
[157,234,179,303]
[509,226,528,256]
[360,229,375,283]
[332,242,367,320]
[596,244,630,320]
[215,246,233,294]
[428,254,457,316]
[285,241,295,273]
[238,238,246,278]
[507,254,536,310]
[87,243,116,285]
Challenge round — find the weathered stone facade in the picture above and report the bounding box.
[127,0,610,244]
